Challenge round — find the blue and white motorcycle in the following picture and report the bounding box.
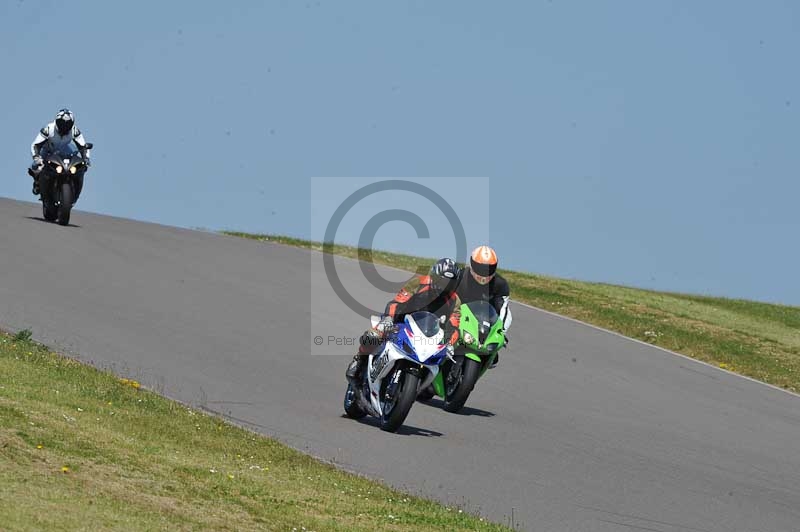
[343,311,451,432]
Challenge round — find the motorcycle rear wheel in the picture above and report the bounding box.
[42,202,57,222]
[416,384,435,401]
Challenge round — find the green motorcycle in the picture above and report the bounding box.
[419,300,506,412]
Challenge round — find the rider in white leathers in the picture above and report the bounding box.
[29,108,91,196]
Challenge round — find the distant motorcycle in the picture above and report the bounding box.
[31,142,92,226]
[343,311,450,432]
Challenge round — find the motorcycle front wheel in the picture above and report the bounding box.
[57,182,73,226]
[379,369,419,432]
[443,357,481,413]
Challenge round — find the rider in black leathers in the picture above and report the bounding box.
[345,258,463,383]
[456,245,512,367]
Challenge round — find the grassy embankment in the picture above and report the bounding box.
[0,329,511,531]
[224,232,800,394]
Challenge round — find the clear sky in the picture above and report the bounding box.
[1,1,798,305]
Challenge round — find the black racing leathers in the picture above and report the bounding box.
[456,267,512,331]
[382,274,461,347]
[347,274,462,382]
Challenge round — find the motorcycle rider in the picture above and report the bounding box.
[456,245,512,368]
[29,108,92,199]
[345,257,463,384]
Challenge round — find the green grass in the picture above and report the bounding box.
[0,332,511,532]
[223,232,800,394]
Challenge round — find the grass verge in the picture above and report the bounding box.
[0,330,510,531]
[223,232,800,394]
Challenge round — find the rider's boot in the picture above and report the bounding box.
[345,353,367,384]
[346,328,383,384]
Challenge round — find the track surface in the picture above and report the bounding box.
[2,197,799,532]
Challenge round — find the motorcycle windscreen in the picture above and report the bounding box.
[406,311,441,337]
[42,143,80,160]
[404,311,445,361]
[466,300,499,343]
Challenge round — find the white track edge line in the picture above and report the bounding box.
[511,299,800,400]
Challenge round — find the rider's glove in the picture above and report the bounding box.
[375,315,395,335]
[445,344,455,361]
[32,155,43,169]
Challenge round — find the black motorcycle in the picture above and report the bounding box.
[33,143,92,226]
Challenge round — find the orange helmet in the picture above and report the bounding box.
[470,245,498,284]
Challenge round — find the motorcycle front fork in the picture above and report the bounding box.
[383,369,402,401]
[446,357,464,385]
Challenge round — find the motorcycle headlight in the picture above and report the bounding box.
[70,166,77,175]
[463,332,474,345]
[55,166,62,174]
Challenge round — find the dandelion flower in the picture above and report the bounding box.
[61,466,70,473]
[36,444,43,449]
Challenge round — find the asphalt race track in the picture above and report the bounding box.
[2,197,799,532]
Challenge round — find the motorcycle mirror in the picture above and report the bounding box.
[370,315,381,328]
[85,143,93,150]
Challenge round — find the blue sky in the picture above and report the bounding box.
[1,1,798,305]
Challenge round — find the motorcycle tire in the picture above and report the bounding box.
[57,182,73,226]
[443,357,481,413]
[380,370,419,433]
